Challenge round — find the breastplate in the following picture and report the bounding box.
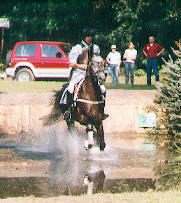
[77,47,89,65]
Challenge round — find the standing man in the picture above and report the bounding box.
[63,28,109,120]
[143,36,165,85]
[106,45,121,84]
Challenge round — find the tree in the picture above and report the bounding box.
[1,0,181,65]
[148,40,181,191]
[149,41,181,145]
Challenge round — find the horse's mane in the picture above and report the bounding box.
[89,67,102,101]
[88,57,104,102]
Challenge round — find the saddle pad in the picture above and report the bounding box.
[59,78,85,105]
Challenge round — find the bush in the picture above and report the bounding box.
[135,69,146,77]
[0,63,7,72]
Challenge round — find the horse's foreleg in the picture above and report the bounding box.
[85,124,94,150]
[66,119,74,132]
[96,123,106,151]
[66,108,75,132]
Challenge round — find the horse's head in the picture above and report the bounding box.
[89,55,107,85]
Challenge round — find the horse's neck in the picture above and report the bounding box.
[83,64,101,101]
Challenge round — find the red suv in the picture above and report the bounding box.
[5,41,71,81]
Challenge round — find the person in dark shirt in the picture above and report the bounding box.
[143,36,165,85]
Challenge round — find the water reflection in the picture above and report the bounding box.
[0,176,155,198]
[0,132,157,198]
[0,142,156,197]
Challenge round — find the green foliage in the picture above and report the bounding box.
[149,42,181,144]
[155,158,181,191]
[135,69,146,77]
[0,0,181,65]
[0,62,7,72]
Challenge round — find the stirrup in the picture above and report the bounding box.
[64,110,71,121]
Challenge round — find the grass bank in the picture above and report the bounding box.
[0,80,64,93]
[1,191,181,203]
[0,75,157,93]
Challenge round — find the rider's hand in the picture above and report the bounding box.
[79,64,87,70]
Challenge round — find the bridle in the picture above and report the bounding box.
[89,57,107,85]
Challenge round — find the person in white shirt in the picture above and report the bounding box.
[106,45,121,84]
[123,42,137,86]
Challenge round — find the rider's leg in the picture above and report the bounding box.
[100,85,109,120]
[64,69,86,120]
[64,82,74,120]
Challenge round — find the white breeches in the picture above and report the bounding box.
[67,69,86,94]
[67,69,106,95]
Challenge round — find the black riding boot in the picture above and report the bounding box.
[102,92,109,120]
[64,91,74,121]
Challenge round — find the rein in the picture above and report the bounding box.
[74,63,104,105]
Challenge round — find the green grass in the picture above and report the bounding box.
[106,84,156,90]
[0,79,65,93]
[1,191,181,203]
[0,75,158,93]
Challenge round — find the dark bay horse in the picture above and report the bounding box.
[44,55,107,151]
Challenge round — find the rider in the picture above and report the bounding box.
[64,28,109,120]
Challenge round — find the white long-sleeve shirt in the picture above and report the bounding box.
[69,41,100,63]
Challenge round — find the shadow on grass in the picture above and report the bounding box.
[36,77,68,82]
[105,84,156,90]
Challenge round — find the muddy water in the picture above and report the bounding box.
[0,177,155,198]
[0,132,160,198]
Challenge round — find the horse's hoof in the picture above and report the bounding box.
[84,141,94,150]
[84,145,94,150]
[88,144,93,149]
[100,143,106,151]
[84,140,89,150]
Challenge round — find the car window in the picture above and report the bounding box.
[59,44,71,55]
[15,44,36,56]
[42,45,61,58]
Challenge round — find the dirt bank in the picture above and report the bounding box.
[0,90,155,105]
[0,90,156,135]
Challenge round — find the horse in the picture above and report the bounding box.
[44,55,107,151]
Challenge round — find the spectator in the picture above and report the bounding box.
[123,42,137,86]
[143,36,165,85]
[106,45,121,84]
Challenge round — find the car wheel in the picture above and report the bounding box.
[15,68,35,82]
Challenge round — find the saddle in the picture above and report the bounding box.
[73,78,85,102]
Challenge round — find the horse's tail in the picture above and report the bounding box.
[42,83,68,126]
